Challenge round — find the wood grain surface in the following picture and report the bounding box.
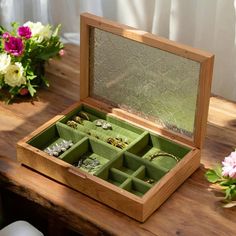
[0,44,236,235]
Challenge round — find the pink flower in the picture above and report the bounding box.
[4,36,24,57]
[2,32,10,40]
[59,49,65,56]
[18,26,32,39]
[19,88,29,96]
[222,151,236,178]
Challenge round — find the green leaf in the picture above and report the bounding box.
[0,25,6,34]
[27,83,36,97]
[11,22,19,29]
[52,24,61,37]
[205,169,221,183]
[225,187,232,199]
[220,179,236,186]
[10,22,20,35]
[41,76,50,87]
[224,185,236,200]
[214,165,223,178]
[9,86,20,95]
[27,75,37,80]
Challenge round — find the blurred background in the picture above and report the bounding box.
[0,0,235,101]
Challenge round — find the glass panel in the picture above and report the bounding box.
[89,28,200,138]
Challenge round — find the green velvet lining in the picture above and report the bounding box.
[95,152,167,195]
[27,104,192,197]
[59,104,106,124]
[59,105,145,149]
[62,138,120,175]
[127,132,190,170]
[28,122,85,151]
[120,178,151,196]
[28,124,58,150]
[107,168,128,186]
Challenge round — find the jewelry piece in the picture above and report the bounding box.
[61,139,73,149]
[74,155,101,172]
[78,111,90,121]
[149,152,180,162]
[101,123,109,130]
[53,151,59,157]
[95,120,103,127]
[44,147,54,156]
[95,119,112,130]
[72,115,83,124]
[145,178,155,184]
[106,137,128,149]
[44,139,73,157]
[66,120,78,129]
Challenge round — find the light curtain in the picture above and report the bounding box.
[0,0,236,101]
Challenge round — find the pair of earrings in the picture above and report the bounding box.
[95,119,112,130]
[66,111,90,129]
[106,136,128,149]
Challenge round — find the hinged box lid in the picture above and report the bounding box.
[80,13,214,149]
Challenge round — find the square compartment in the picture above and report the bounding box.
[133,164,166,185]
[61,138,120,175]
[109,152,144,175]
[127,133,190,170]
[121,178,151,197]
[28,122,85,157]
[96,167,128,187]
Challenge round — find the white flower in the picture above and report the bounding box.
[0,53,11,74]
[24,21,52,42]
[4,62,26,87]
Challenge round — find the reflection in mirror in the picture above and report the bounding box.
[89,28,200,138]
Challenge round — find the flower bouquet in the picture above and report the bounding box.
[0,21,63,103]
[205,150,236,208]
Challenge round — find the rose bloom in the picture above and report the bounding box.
[4,62,26,87]
[4,36,24,56]
[18,26,32,39]
[0,53,11,73]
[222,151,236,178]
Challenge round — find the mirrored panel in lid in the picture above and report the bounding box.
[89,28,201,139]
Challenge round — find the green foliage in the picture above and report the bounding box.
[205,165,223,183]
[205,164,236,203]
[0,25,6,35]
[205,169,220,183]
[27,82,37,97]
[10,22,19,35]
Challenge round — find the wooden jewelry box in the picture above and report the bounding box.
[17,13,214,222]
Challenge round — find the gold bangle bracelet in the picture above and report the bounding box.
[149,152,180,162]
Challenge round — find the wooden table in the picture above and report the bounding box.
[0,44,236,236]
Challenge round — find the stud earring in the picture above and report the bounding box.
[95,119,112,130]
[66,120,78,129]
